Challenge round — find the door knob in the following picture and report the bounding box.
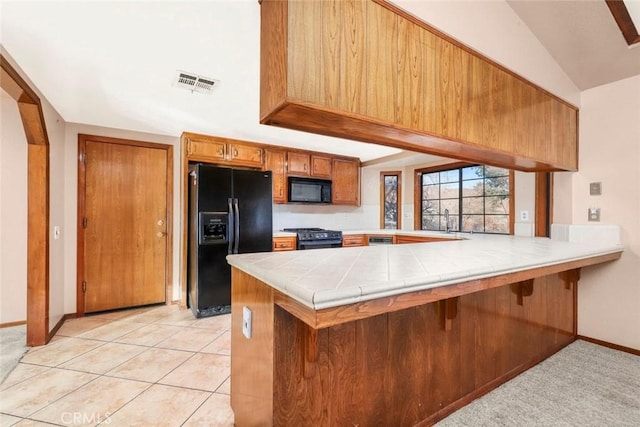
[157,231,166,237]
[157,219,164,226]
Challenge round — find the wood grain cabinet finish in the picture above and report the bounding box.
[394,235,455,244]
[227,143,264,168]
[311,154,332,178]
[184,133,264,169]
[273,236,297,251]
[265,149,286,204]
[332,158,360,206]
[286,151,310,176]
[231,266,580,426]
[259,0,578,172]
[342,234,367,247]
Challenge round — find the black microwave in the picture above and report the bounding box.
[288,177,332,203]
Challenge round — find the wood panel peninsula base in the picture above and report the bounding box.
[230,253,620,426]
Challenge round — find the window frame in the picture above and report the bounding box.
[413,162,515,234]
[380,171,402,229]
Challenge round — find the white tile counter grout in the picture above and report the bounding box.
[238,228,624,310]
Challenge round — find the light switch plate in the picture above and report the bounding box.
[242,306,252,339]
[588,207,601,222]
[589,182,602,196]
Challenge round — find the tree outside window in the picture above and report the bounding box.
[419,164,512,234]
[380,171,402,229]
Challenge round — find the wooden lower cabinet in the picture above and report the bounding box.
[272,236,296,251]
[342,234,367,247]
[394,235,456,244]
[231,268,577,426]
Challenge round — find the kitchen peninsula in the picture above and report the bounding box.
[227,233,623,426]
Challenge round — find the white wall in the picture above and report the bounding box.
[571,76,640,349]
[0,91,28,324]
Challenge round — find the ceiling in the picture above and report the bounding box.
[1,1,638,166]
[507,0,640,91]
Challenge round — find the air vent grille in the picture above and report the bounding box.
[173,70,219,94]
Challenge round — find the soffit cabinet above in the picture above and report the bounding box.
[259,0,579,172]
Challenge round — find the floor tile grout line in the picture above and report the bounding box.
[22,370,103,421]
[2,307,233,426]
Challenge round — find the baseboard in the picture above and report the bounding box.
[47,313,78,341]
[578,335,640,356]
[0,320,27,328]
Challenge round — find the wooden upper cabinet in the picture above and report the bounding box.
[311,155,331,178]
[187,136,226,163]
[228,143,264,168]
[259,0,578,172]
[184,133,264,169]
[265,149,286,204]
[287,151,310,176]
[332,158,360,206]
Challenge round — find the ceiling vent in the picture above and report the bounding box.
[173,70,219,94]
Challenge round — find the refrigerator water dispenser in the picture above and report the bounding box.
[199,212,228,244]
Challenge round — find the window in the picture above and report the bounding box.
[380,171,401,229]
[417,164,513,234]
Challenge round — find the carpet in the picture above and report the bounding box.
[0,324,28,384]
[436,340,640,426]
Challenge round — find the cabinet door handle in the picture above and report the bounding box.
[233,148,238,157]
[217,147,224,156]
[304,163,308,171]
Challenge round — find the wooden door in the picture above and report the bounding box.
[79,135,172,313]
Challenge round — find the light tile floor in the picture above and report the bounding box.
[0,305,234,426]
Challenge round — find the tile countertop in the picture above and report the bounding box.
[243,229,624,311]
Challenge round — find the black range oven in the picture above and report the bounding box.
[282,228,343,250]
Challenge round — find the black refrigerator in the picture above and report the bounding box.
[188,163,273,318]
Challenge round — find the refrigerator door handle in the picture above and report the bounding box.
[233,198,240,254]
[227,198,234,254]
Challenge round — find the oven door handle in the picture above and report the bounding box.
[298,240,343,250]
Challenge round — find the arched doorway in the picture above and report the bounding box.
[1,54,50,346]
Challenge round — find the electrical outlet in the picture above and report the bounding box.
[242,306,252,339]
[588,208,601,222]
[520,211,529,221]
[589,182,602,196]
